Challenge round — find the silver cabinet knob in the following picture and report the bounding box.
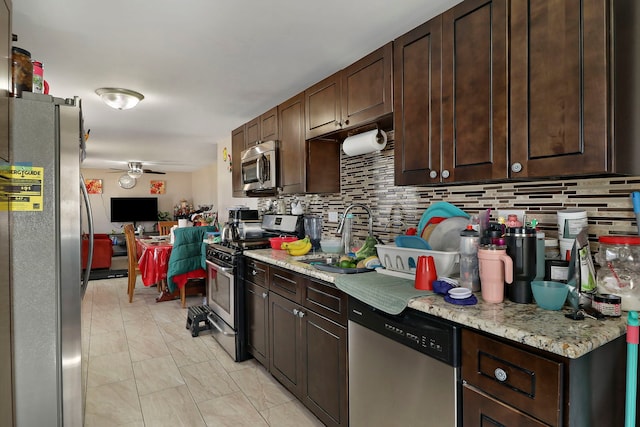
[494,367,508,382]
[292,308,299,316]
[441,170,450,179]
[251,269,257,276]
[298,310,306,318]
[511,162,523,173]
[261,292,268,299]
[429,170,438,179]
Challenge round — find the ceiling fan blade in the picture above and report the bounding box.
[144,169,166,174]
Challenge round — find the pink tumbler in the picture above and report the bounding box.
[478,245,513,303]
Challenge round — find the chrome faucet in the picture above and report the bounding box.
[336,203,373,236]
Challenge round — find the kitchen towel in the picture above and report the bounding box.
[342,129,387,156]
[335,271,432,315]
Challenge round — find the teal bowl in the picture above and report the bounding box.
[531,281,568,310]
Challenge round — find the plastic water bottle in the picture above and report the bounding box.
[459,225,480,291]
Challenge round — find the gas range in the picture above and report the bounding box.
[206,239,272,267]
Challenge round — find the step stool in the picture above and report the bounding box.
[186,305,211,337]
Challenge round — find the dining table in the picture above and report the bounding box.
[136,236,173,294]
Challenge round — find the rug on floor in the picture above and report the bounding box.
[88,256,128,280]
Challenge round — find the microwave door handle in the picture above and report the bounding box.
[260,154,268,184]
[256,155,263,185]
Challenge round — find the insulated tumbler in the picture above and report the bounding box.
[478,245,513,303]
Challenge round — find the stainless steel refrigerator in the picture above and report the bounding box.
[7,92,93,426]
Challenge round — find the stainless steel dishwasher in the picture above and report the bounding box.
[348,298,461,426]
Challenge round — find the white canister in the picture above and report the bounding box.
[559,238,574,261]
[557,209,587,239]
[178,218,188,228]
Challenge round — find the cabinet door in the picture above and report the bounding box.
[278,92,306,194]
[305,71,342,139]
[463,385,548,427]
[260,106,278,141]
[341,42,393,129]
[301,309,348,427]
[269,265,304,304]
[245,281,269,367]
[0,0,9,162]
[231,124,246,197]
[393,16,442,186]
[246,116,260,147]
[269,292,303,396]
[305,139,340,194]
[510,0,609,178]
[441,0,508,183]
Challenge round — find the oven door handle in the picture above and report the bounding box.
[206,260,234,276]
[208,314,237,337]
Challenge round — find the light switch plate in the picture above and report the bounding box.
[328,212,339,222]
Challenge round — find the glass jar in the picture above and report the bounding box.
[596,235,640,311]
[12,47,33,97]
[32,61,44,94]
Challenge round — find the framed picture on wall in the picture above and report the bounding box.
[150,180,166,194]
[84,179,102,194]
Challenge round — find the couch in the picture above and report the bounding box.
[82,234,113,270]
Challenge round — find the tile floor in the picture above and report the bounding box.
[82,275,324,427]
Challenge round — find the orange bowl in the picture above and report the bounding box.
[269,236,298,249]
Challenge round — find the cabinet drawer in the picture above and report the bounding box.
[462,329,563,426]
[463,384,548,427]
[303,278,348,326]
[269,266,303,304]
[245,258,268,287]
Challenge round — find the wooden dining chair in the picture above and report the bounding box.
[123,223,141,303]
[158,220,178,235]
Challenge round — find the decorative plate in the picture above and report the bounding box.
[118,174,137,189]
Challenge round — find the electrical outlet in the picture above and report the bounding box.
[328,211,339,222]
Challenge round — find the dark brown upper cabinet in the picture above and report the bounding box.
[306,43,393,140]
[394,0,508,186]
[279,92,340,194]
[441,0,508,183]
[509,0,610,178]
[393,15,443,186]
[231,124,246,197]
[246,106,279,147]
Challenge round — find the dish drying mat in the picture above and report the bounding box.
[334,272,433,315]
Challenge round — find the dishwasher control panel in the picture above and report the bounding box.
[349,297,460,366]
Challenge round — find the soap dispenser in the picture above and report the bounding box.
[341,214,354,255]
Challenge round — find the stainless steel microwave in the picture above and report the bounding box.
[241,140,278,192]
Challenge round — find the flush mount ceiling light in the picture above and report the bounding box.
[95,87,144,110]
[127,162,143,179]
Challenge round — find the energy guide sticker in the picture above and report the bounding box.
[0,166,44,211]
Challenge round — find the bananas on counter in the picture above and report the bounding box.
[282,236,312,256]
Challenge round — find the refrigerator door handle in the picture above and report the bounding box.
[80,174,94,294]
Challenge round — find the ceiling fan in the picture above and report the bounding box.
[110,161,166,177]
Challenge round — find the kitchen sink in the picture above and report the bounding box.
[299,258,371,274]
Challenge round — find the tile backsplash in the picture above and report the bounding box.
[263,136,639,251]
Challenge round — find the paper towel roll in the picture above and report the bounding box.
[342,129,387,156]
[178,219,188,228]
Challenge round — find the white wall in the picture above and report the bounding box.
[191,162,217,210]
[81,168,194,234]
[215,136,257,223]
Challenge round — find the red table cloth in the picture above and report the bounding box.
[136,238,173,287]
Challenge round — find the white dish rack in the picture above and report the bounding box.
[375,244,460,278]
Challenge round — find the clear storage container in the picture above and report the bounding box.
[595,235,640,311]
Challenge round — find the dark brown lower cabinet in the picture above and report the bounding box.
[463,385,547,426]
[267,266,348,427]
[245,281,269,367]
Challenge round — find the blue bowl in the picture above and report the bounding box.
[531,281,568,310]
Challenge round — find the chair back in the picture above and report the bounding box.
[123,224,138,273]
[158,221,178,235]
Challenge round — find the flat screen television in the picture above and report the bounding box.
[110,197,158,223]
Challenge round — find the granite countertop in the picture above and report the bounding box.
[244,249,628,359]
